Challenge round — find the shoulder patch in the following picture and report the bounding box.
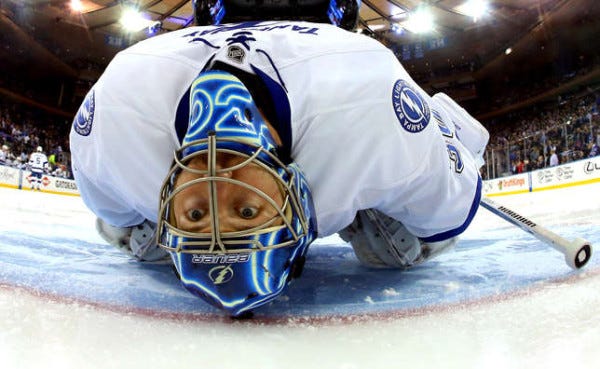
[392,79,430,133]
[73,90,95,136]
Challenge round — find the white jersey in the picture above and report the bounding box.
[28,152,48,173]
[70,21,485,241]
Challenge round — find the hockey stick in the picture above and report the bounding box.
[480,197,592,270]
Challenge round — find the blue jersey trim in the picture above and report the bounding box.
[251,64,292,163]
[420,175,483,243]
[174,88,191,144]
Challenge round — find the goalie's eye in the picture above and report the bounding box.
[239,206,258,219]
[187,209,205,222]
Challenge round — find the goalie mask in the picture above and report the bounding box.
[157,70,317,317]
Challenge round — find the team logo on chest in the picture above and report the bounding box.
[73,89,95,136]
[392,79,430,133]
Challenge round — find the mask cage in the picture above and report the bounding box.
[157,134,310,255]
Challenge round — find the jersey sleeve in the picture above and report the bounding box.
[69,51,197,228]
[286,39,484,240]
[72,162,146,227]
[375,69,484,241]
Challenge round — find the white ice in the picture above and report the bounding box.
[1,183,599,369]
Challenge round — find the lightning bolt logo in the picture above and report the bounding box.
[209,265,234,285]
[392,79,430,133]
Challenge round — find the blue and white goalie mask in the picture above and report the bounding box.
[157,71,317,317]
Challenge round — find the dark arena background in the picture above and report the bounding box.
[1,1,600,368]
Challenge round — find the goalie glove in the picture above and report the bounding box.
[95,218,169,262]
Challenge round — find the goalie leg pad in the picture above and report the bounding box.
[340,209,458,269]
[95,218,169,262]
[95,217,133,256]
[130,220,169,262]
[340,210,421,269]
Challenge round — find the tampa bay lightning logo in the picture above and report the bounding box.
[392,80,430,133]
[209,265,234,285]
[73,90,95,136]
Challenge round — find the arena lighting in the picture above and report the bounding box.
[456,0,489,22]
[120,7,154,32]
[403,8,435,34]
[70,0,83,12]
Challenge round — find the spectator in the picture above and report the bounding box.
[549,149,559,166]
[535,154,545,170]
[51,164,68,178]
[589,141,599,157]
[515,159,525,173]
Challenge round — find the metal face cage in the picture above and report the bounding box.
[157,134,310,255]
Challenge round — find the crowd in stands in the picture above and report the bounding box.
[483,90,600,179]
[0,100,72,179]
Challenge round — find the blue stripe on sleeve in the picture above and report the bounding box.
[420,175,483,243]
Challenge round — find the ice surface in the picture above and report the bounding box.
[1,184,599,369]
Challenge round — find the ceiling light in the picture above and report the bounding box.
[70,0,83,12]
[120,8,153,32]
[458,0,489,22]
[505,48,512,55]
[403,8,435,34]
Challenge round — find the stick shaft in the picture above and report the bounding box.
[479,197,592,269]
[480,197,567,252]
